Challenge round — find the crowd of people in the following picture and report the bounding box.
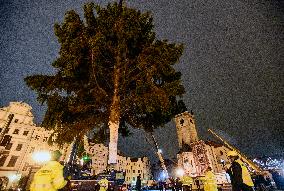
[26,150,284,191]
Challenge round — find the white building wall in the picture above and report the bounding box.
[205,144,231,173]
[85,142,152,184]
[124,157,151,185]
[86,143,108,175]
[177,152,198,176]
[0,102,63,188]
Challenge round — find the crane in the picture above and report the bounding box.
[208,129,263,173]
[145,133,169,179]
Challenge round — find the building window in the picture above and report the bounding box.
[13,129,19,134]
[34,135,40,140]
[23,131,29,136]
[0,135,12,146]
[3,128,10,134]
[16,144,23,151]
[133,170,135,173]
[5,143,13,150]
[133,177,135,181]
[7,156,19,167]
[190,119,193,124]
[138,170,140,173]
[30,147,35,153]
[43,137,48,142]
[220,151,223,155]
[14,119,19,123]
[0,155,8,166]
[0,128,2,132]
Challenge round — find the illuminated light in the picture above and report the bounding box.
[176,168,184,177]
[160,170,168,180]
[80,158,84,165]
[32,151,51,163]
[158,149,162,153]
[8,173,21,182]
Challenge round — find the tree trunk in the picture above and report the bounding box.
[108,64,121,165]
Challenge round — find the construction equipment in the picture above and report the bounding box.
[208,129,263,173]
[145,133,169,178]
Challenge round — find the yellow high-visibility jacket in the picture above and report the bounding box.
[181,175,193,186]
[99,178,109,191]
[30,161,67,191]
[200,171,218,191]
[235,159,254,187]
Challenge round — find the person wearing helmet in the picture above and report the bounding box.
[181,171,193,191]
[200,167,218,191]
[30,150,67,191]
[98,177,109,191]
[226,150,254,191]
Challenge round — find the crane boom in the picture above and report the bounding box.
[145,133,169,178]
[208,129,262,173]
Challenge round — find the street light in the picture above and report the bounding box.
[8,173,21,182]
[32,151,51,163]
[7,173,21,189]
[176,168,184,177]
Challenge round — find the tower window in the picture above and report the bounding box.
[5,143,13,150]
[14,119,19,123]
[16,144,23,151]
[23,131,29,136]
[3,128,10,134]
[180,119,184,125]
[13,129,19,134]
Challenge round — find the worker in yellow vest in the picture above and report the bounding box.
[226,150,254,191]
[181,171,193,191]
[200,167,218,191]
[30,150,67,191]
[98,177,109,191]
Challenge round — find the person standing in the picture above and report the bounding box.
[136,174,142,191]
[30,150,67,191]
[181,172,193,191]
[175,177,182,191]
[200,167,218,191]
[226,150,254,191]
[98,177,109,191]
[195,178,201,191]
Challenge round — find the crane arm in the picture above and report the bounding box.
[145,133,169,177]
[208,129,262,173]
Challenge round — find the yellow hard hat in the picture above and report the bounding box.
[227,150,238,157]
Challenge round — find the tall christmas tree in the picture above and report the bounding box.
[25,1,187,165]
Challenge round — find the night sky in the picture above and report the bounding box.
[0,0,283,162]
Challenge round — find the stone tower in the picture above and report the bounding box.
[174,111,199,148]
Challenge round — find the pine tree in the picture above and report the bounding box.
[25,1,186,164]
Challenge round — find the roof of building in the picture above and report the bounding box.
[204,140,223,147]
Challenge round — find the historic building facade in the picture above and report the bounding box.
[175,111,231,183]
[85,142,152,185]
[0,102,152,188]
[0,102,62,188]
